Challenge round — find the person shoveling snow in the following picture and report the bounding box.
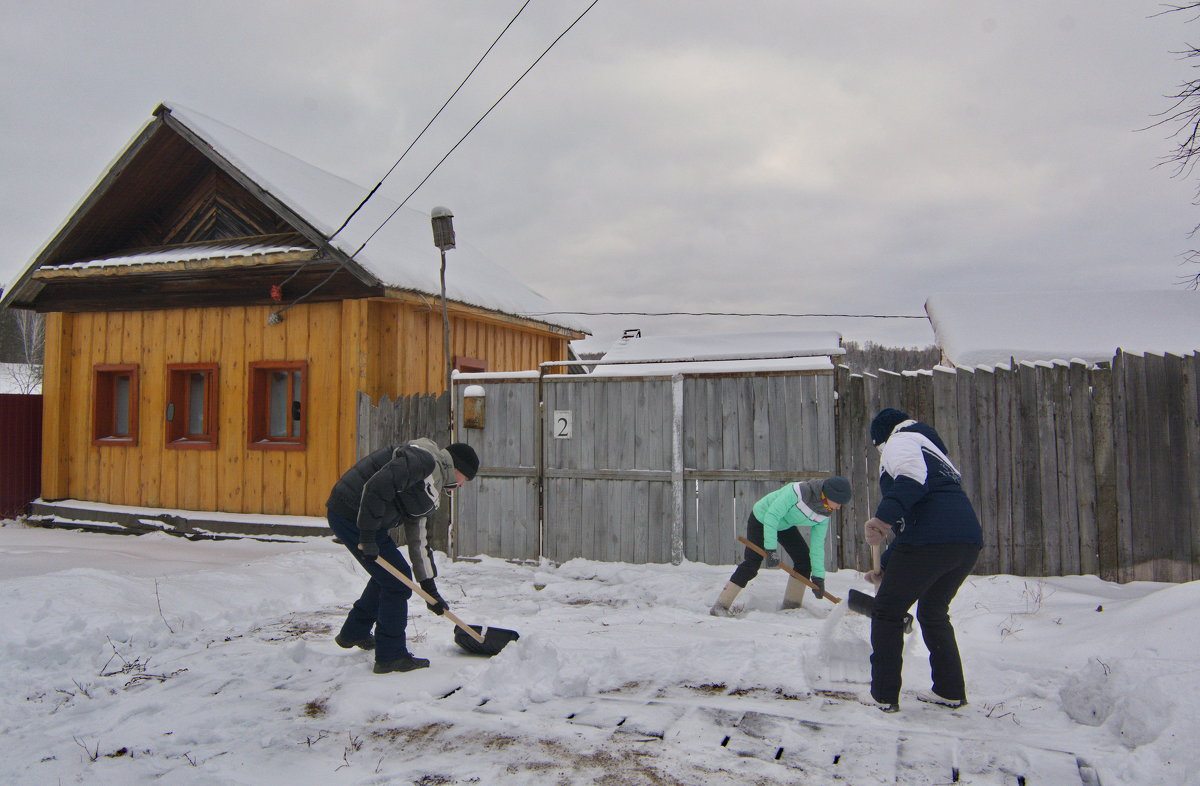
[859,408,983,714]
[325,437,489,674]
[710,476,853,616]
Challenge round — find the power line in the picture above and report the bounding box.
[523,310,929,319]
[350,0,602,259]
[327,0,534,244]
[271,0,600,321]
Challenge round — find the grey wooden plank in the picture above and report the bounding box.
[1035,364,1061,576]
[973,366,998,576]
[993,365,1015,575]
[1070,361,1099,576]
[1091,365,1118,581]
[1016,364,1040,576]
[1051,363,1079,575]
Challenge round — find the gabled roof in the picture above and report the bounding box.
[589,330,844,376]
[3,102,586,336]
[926,290,1200,367]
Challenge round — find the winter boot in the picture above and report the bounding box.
[373,653,430,674]
[709,582,742,617]
[781,575,807,610]
[335,633,375,651]
[915,689,966,708]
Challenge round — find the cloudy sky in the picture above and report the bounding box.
[2,1,1196,349]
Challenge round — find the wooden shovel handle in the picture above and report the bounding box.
[374,554,486,643]
[737,536,842,604]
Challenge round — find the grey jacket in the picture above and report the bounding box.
[326,437,455,581]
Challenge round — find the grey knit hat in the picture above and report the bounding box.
[821,476,853,505]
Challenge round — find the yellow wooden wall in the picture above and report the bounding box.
[40,298,571,517]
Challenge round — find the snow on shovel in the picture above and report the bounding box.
[845,543,913,634]
[737,536,842,604]
[374,555,519,657]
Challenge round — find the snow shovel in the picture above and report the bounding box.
[846,543,913,633]
[737,536,842,604]
[374,555,519,657]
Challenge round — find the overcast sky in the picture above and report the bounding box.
[2,1,1197,349]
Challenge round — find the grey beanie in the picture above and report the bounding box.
[821,476,853,505]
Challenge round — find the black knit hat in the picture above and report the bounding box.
[446,443,480,480]
[821,476,853,505]
[870,408,909,446]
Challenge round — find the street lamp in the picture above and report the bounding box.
[431,207,455,440]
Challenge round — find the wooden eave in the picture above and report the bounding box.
[28,247,383,313]
[378,288,586,340]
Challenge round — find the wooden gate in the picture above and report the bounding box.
[451,369,837,565]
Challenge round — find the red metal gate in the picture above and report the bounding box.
[0,394,42,518]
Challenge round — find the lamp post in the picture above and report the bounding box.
[431,207,455,440]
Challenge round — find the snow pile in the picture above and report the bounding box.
[1,523,1196,785]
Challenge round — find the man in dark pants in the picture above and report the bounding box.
[862,408,982,712]
[326,437,479,674]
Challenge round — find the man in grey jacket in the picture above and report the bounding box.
[326,438,479,673]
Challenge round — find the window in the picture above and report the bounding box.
[248,361,306,450]
[454,356,488,373]
[166,363,218,449]
[93,364,139,446]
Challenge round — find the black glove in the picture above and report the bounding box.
[420,579,447,615]
[764,550,780,569]
[811,576,826,600]
[358,540,379,561]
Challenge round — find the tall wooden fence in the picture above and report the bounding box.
[834,351,1199,583]
[0,393,42,518]
[356,351,1199,583]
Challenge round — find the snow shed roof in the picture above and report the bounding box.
[161,104,585,333]
[589,330,843,376]
[925,290,1200,367]
[2,102,586,336]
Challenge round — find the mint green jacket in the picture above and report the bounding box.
[751,480,832,578]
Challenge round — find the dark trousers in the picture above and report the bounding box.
[870,542,980,704]
[327,511,414,662]
[729,513,812,588]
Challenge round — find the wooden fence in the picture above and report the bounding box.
[356,351,1199,583]
[834,351,1199,583]
[0,393,42,518]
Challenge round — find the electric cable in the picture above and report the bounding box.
[522,310,929,319]
[271,0,601,322]
[273,0,533,297]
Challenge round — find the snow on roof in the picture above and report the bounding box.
[162,103,586,334]
[589,330,843,376]
[42,242,309,271]
[926,290,1200,367]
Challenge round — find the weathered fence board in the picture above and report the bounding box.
[835,351,1199,583]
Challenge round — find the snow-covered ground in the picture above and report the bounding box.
[1,521,1194,785]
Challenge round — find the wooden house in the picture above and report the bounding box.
[0,102,586,531]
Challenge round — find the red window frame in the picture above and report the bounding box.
[454,356,488,373]
[166,363,219,449]
[92,364,139,446]
[247,361,306,451]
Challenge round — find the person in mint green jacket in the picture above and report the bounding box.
[710,476,852,616]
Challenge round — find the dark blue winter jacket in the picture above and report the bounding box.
[874,420,982,568]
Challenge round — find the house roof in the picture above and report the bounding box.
[588,330,844,376]
[925,290,1200,367]
[3,102,587,336]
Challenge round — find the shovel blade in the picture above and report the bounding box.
[847,588,876,617]
[454,624,519,657]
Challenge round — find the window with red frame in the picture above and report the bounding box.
[454,356,488,373]
[166,363,218,449]
[248,361,306,450]
[93,364,139,446]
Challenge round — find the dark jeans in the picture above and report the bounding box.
[327,511,415,662]
[729,513,812,588]
[870,542,980,704]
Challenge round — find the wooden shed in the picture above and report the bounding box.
[1,102,586,532]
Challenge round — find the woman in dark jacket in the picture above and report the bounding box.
[862,408,982,712]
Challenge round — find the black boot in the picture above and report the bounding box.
[335,633,375,651]
[373,654,430,674]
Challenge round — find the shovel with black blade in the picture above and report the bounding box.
[846,543,913,634]
[374,555,519,656]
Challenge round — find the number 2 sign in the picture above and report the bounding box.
[553,410,573,439]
